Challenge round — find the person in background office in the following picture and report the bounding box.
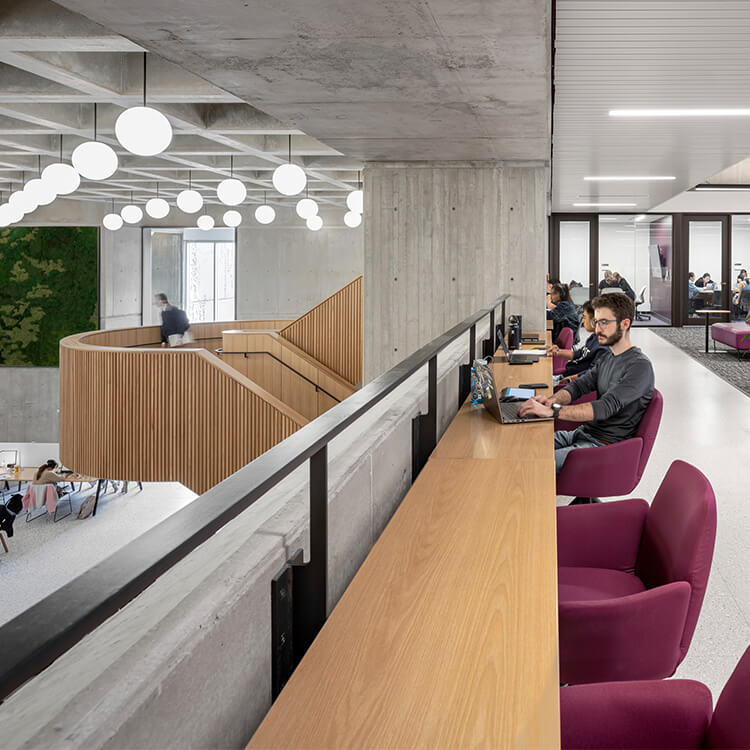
[695,272,715,289]
[612,272,636,300]
[733,269,749,315]
[598,269,620,291]
[688,272,700,315]
[547,283,579,342]
[32,459,64,485]
[519,294,654,483]
[548,300,607,384]
[156,293,191,347]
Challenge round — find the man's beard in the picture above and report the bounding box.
[598,325,624,347]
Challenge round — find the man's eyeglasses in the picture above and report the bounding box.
[593,318,617,329]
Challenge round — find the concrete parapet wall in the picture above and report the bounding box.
[1,322,489,749]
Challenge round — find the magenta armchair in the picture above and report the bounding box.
[553,327,575,375]
[561,644,750,749]
[556,389,663,498]
[558,460,717,684]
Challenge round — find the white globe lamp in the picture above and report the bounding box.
[176,189,203,214]
[216,177,246,206]
[120,204,143,224]
[272,163,306,196]
[197,214,215,230]
[11,189,36,214]
[145,197,170,219]
[223,209,242,227]
[41,163,80,195]
[72,141,118,180]
[255,204,276,224]
[0,204,12,227]
[103,213,123,231]
[306,215,323,231]
[296,197,318,219]
[346,189,363,214]
[344,210,362,228]
[25,178,56,206]
[115,106,173,156]
[7,203,24,223]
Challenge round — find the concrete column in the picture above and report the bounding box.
[363,162,548,381]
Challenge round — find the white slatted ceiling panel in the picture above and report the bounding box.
[553,1,750,212]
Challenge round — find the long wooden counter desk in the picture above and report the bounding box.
[249,337,559,749]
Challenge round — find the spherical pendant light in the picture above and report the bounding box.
[272,163,306,196]
[197,214,215,230]
[0,204,12,227]
[306,215,323,231]
[255,204,276,224]
[145,197,170,219]
[121,204,143,224]
[346,189,363,214]
[296,197,318,219]
[115,106,173,157]
[6,202,24,223]
[25,178,56,206]
[10,188,36,214]
[103,212,123,231]
[344,210,362,228]
[223,209,242,227]
[176,189,203,214]
[72,141,118,180]
[41,162,80,195]
[217,177,246,206]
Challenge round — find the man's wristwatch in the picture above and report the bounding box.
[551,403,562,419]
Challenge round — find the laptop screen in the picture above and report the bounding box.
[496,326,511,357]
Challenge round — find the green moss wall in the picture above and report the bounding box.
[0,226,98,366]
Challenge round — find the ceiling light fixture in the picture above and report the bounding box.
[11,173,37,214]
[295,186,318,220]
[197,214,215,230]
[307,215,323,231]
[121,192,143,224]
[255,191,276,224]
[634,214,646,222]
[223,209,242,227]
[584,176,676,181]
[115,53,173,157]
[176,170,203,213]
[145,183,170,219]
[694,184,750,191]
[610,108,750,117]
[103,199,123,231]
[272,135,306,196]
[217,155,247,206]
[573,202,637,207]
[6,181,28,219]
[25,155,56,206]
[344,211,362,228]
[346,170,363,214]
[42,135,80,195]
[72,103,119,180]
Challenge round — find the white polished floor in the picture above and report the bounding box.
[600,329,750,698]
[0,478,197,626]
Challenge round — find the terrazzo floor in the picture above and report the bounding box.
[0,479,197,626]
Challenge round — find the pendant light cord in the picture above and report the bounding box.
[59,134,63,163]
[230,154,234,177]
[93,103,97,141]
[188,170,192,190]
[143,52,147,108]
[288,134,292,164]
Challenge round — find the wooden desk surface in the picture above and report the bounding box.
[0,468,96,483]
[249,333,560,750]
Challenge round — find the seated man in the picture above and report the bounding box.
[519,293,654,475]
[548,300,607,384]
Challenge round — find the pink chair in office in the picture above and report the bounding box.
[561,643,750,749]
[553,327,575,375]
[557,460,717,685]
[556,389,663,498]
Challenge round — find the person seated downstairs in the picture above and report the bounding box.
[519,293,654,475]
[548,300,607,385]
[546,282,579,342]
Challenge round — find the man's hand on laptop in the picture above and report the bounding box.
[519,396,554,419]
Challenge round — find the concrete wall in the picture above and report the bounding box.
[100,226,142,329]
[363,162,548,381]
[236,207,364,319]
[0,369,59,442]
[1,321,489,750]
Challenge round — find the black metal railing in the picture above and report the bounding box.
[0,294,507,702]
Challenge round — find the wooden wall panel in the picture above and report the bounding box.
[280,276,362,386]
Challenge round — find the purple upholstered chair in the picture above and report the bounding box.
[558,459,716,684]
[553,328,575,375]
[556,389,663,498]
[560,644,750,749]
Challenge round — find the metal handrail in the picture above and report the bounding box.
[0,293,508,701]
[216,349,342,403]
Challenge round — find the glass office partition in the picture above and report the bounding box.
[559,220,592,305]
[687,220,724,320]
[731,216,750,316]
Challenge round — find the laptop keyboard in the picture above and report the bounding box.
[499,401,543,423]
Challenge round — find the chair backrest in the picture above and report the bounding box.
[739,289,750,312]
[570,287,589,306]
[635,286,646,305]
[635,459,717,662]
[708,645,750,748]
[634,388,663,479]
[556,327,574,350]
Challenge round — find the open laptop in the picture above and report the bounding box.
[473,359,553,424]
[497,327,540,365]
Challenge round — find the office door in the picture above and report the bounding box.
[683,216,730,325]
[550,215,598,304]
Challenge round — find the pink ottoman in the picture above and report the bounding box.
[711,322,750,356]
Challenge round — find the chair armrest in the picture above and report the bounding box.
[559,581,691,684]
[561,679,712,749]
[557,498,649,570]
[554,391,597,431]
[556,438,643,497]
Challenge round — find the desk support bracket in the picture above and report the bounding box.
[411,355,438,481]
[458,324,477,408]
[271,445,328,700]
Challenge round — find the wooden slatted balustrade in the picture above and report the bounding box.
[280,276,362,386]
[60,320,305,495]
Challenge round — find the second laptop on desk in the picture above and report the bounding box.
[474,359,553,424]
[497,327,541,365]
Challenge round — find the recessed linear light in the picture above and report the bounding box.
[694,184,750,191]
[610,108,750,117]
[584,176,675,181]
[573,202,637,207]
[634,215,646,222]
